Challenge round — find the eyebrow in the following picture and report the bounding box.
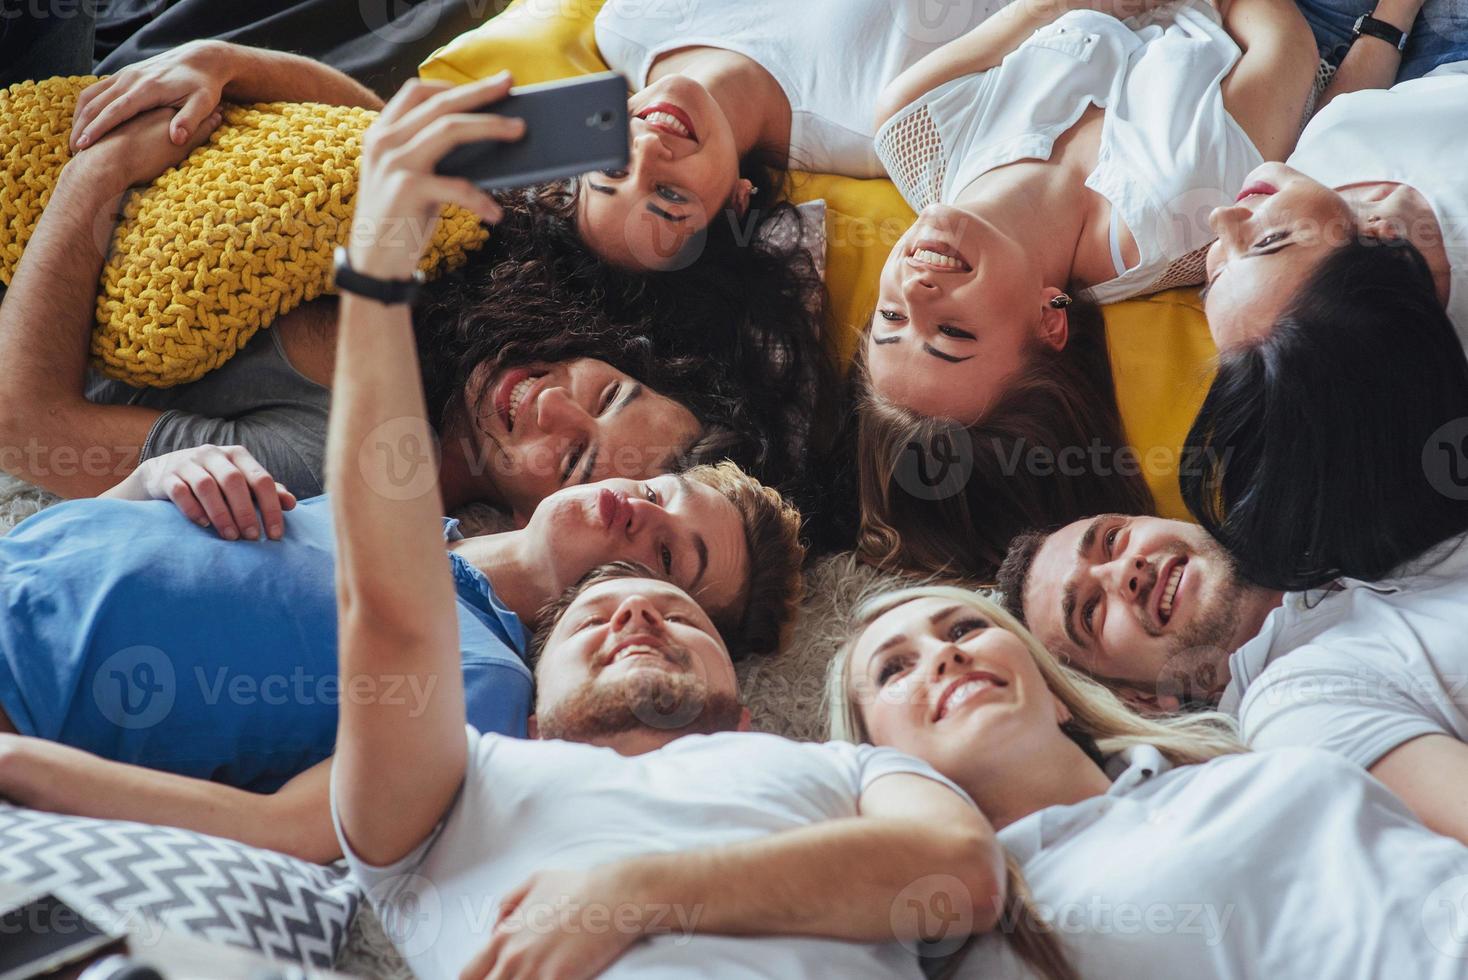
[869,334,973,363]
[1060,517,1105,649]
[585,179,687,223]
[574,384,643,484]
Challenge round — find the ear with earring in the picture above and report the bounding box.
[1049,293,1073,309]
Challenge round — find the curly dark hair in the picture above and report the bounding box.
[412,156,842,522]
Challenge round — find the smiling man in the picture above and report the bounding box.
[999,514,1468,846]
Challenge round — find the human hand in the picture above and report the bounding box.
[72,39,235,151]
[70,104,223,192]
[348,73,524,281]
[457,866,650,980]
[114,444,296,541]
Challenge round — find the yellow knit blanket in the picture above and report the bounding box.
[0,76,489,387]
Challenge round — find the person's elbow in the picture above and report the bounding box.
[910,823,1007,937]
[872,84,910,132]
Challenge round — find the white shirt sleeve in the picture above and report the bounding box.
[332,726,482,903]
[838,743,977,808]
[1237,647,1447,769]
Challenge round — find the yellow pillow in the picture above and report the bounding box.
[421,0,1216,519]
[0,77,487,387]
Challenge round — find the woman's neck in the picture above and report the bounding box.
[646,46,792,162]
[956,736,1114,831]
[448,531,554,626]
[1340,181,1453,308]
[955,163,1089,290]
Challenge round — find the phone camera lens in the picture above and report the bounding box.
[588,110,616,130]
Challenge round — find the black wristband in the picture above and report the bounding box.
[332,246,425,305]
[1352,13,1409,51]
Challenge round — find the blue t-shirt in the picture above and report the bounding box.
[0,496,533,791]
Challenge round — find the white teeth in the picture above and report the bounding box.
[642,111,690,138]
[941,679,992,719]
[1159,566,1184,620]
[507,377,534,428]
[912,247,964,269]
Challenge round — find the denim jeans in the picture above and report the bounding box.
[1298,0,1468,79]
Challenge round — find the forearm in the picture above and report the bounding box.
[619,817,1003,942]
[875,0,1083,127]
[1371,734,1468,846]
[214,42,385,109]
[0,738,339,862]
[1316,0,1422,108]
[0,162,158,494]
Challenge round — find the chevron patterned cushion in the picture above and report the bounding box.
[0,804,359,968]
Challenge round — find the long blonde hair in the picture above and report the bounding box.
[826,585,1245,980]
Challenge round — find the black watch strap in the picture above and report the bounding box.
[1353,13,1409,51]
[333,246,425,305]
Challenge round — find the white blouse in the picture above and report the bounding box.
[876,1,1264,302]
[593,0,1012,178]
[1286,63,1468,340]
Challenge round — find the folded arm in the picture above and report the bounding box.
[1371,734,1468,845]
[461,772,1005,980]
[0,111,222,497]
[0,738,338,863]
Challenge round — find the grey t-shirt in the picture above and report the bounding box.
[86,327,330,498]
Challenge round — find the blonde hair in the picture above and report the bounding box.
[683,461,805,659]
[825,585,1245,980]
[827,585,1244,765]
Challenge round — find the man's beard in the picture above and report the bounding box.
[536,669,744,743]
[1155,545,1252,706]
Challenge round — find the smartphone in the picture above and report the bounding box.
[0,892,121,980]
[435,72,630,191]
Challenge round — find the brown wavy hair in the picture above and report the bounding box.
[855,298,1155,581]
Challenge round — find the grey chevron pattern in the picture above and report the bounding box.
[0,804,360,967]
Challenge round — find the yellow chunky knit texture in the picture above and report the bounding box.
[0,76,489,387]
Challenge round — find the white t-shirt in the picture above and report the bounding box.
[950,745,1468,979]
[593,0,1012,177]
[1220,533,1468,769]
[336,728,970,978]
[1286,64,1468,340]
[875,1,1263,302]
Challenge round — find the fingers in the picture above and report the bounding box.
[175,460,242,539]
[71,75,120,150]
[172,91,218,145]
[76,84,154,150]
[457,931,506,980]
[376,77,456,129]
[224,446,287,539]
[389,72,516,146]
[417,175,504,224]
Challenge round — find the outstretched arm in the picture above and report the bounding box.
[328,75,521,868]
[72,40,383,152]
[0,109,221,497]
[0,739,339,863]
[461,773,1005,980]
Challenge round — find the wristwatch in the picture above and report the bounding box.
[332,246,425,305]
[1352,13,1409,51]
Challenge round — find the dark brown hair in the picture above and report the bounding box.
[857,299,1155,581]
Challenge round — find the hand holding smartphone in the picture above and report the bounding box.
[434,72,630,191]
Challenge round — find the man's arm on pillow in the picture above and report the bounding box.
[0,738,339,863]
[1370,735,1468,845]
[72,40,384,152]
[460,772,1004,980]
[0,113,212,497]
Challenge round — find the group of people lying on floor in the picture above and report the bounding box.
[1,0,1467,974]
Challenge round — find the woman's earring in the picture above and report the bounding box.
[1049,293,1073,310]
